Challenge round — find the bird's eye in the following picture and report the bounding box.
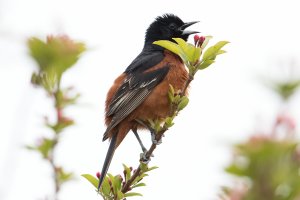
[169,23,176,30]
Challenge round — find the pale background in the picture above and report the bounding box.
[0,0,300,199]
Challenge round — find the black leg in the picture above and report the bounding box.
[132,128,147,153]
[135,119,163,145]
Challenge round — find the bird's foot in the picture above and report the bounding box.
[140,152,151,164]
[141,146,147,153]
[141,147,154,157]
[151,132,164,145]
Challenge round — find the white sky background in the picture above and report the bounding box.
[1,0,300,199]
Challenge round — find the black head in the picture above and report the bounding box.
[145,14,199,45]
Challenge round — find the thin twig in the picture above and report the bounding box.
[181,75,194,96]
[47,89,62,200]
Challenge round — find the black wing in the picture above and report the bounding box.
[103,66,170,141]
[125,50,164,73]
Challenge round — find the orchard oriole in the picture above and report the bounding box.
[98,13,198,190]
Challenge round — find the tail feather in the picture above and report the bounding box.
[97,131,118,190]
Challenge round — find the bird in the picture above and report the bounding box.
[98,13,198,190]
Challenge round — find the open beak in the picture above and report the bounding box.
[180,21,199,35]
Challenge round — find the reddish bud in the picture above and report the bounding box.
[57,109,63,121]
[194,35,206,47]
[96,172,101,178]
[129,167,133,171]
[194,34,200,45]
[199,36,206,46]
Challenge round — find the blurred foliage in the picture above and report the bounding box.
[27,35,85,199]
[221,65,300,200]
[270,79,300,101]
[29,35,85,93]
[223,137,300,200]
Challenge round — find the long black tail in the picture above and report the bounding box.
[97,132,118,190]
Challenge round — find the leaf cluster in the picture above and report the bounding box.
[225,138,300,200]
[28,35,85,93]
[153,36,229,76]
[82,164,158,200]
[27,35,85,197]
[269,79,300,101]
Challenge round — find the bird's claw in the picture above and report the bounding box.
[140,152,151,164]
[141,147,154,157]
[142,147,147,153]
[151,132,163,145]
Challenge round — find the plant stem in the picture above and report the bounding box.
[181,74,194,96]
[48,88,62,200]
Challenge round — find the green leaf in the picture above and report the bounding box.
[168,90,174,102]
[202,41,229,61]
[108,174,116,193]
[169,84,175,95]
[113,175,122,192]
[168,84,175,102]
[117,191,124,199]
[146,166,159,172]
[173,38,200,63]
[124,192,143,197]
[102,177,111,196]
[57,169,74,183]
[201,35,213,49]
[173,95,181,104]
[47,118,74,134]
[132,183,146,188]
[271,80,300,100]
[172,38,186,47]
[154,119,161,133]
[197,60,215,70]
[28,38,48,70]
[153,40,182,57]
[81,174,99,189]
[123,164,132,182]
[164,117,174,128]
[132,174,148,185]
[178,96,189,111]
[202,46,216,61]
[193,47,201,63]
[216,50,227,55]
[173,38,194,61]
[38,138,54,158]
[27,36,86,89]
[140,162,148,172]
[214,41,230,51]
